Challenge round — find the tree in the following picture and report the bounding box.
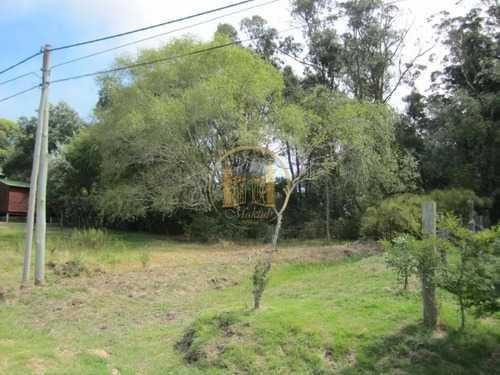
[214,23,239,42]
[0,118,19,166]
[290,0,427,101]
[439,215,500,328]
[280,86,419,240]
[406,3,500,218]
[47,127,102,227]
[3,102,85,180]
[239,15,301,68]
[93,36,284,222]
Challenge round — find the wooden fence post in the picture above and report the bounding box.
[422,201,438,327]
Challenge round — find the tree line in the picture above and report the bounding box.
[0,0,499,239]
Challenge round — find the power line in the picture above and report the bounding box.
[51,27,297,85]
[0,72,41,87]
[1,26,297,103]
[51,0,259,52]
[0,85,40,103]
[51,40,244,84]
[0,0,260,76]
[0,51,42,76]
[52,0,278,70]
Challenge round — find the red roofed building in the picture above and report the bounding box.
[0,179,30,222]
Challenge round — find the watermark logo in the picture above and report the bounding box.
[209,146,291,227]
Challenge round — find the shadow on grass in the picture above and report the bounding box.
[338,322,500,375]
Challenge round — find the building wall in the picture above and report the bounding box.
[0,183,8,214]
[8,187,29,215]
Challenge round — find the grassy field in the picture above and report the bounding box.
[0,222,499,375]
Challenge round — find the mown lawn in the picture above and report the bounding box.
[0,222,498,374]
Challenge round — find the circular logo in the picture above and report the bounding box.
[209,146,292,228]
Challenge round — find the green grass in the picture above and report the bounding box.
[0,222,498,374]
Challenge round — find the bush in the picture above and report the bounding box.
[361,189,490,240]
[332,210,362,240]
[381,235,417,289]
[298,216,325,239]
[185,216,222,243]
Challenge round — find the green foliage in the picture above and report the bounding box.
[381,235,417,289]
[439,216,500,323]
[332,210,363,239]
[405,3,500,209]
[251,260,270,295]
[362,189,489,240]
[185,216,221,243]
[382,215,500,327]
[94,36,285,222]
[290,0,413,101]
[2,101,85,180]
[140,248,151,270]
[382,234,442,285]
[0,118,19,166]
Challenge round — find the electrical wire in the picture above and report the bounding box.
[0,0,261,76]
[0,72,41,87]
[50,27,297,85]
[52,0,278,70]
[1,26,297,103]
[0,85,40,103]
[51,40,244,84]
[51,0,259,52]
[0,51,42,76]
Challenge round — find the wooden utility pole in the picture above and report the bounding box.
[22,45,51,284]
[422,201,438,327]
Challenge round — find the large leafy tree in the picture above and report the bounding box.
[93,35,284,221]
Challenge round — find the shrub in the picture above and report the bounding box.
[299,216,325,239]
[381,235,417,289]
[185,216,221,243]
[361,189,489,240]
[332,210,362,239]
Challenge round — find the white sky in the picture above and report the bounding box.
[0,0,472,122]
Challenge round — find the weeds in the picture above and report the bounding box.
[140,248,151,270]
[70,228,109,252]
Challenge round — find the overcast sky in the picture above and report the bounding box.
[0,0,470,123]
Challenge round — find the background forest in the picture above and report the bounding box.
[1,0,499,242]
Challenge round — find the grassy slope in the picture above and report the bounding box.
[0,223,498,375]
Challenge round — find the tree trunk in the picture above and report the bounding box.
[422,279,437,327]
[253,212,283,310]
[422,202,438,328]
[325,176,331,245]
[459,294,465,329]
[285,141,295,182]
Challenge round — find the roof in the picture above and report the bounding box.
[0,179,30,188]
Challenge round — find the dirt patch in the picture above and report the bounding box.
[210,277,239,289]
[26,358,46,375]
[48,260,88,277]
[409,349,436,363]
[91,349,110,359]
[323,347,337,369]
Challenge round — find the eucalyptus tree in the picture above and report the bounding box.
[290,0,426,102]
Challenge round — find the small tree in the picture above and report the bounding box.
[252,184,295,310]
[381,235,417,289]
[439,215,500,328]
[382,214,500,328]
